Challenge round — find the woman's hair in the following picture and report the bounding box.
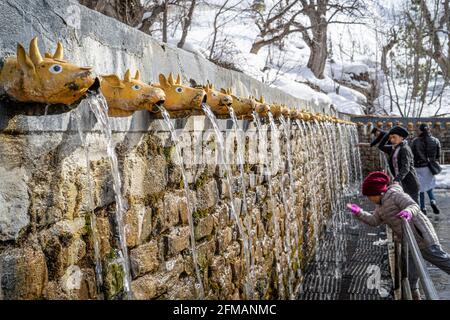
[419,123,430,133]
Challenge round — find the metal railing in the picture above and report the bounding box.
[396,218,440,300]
[367,143,440,300]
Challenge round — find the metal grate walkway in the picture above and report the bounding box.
[298,200,394,300]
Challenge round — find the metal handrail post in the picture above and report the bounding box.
[401,235,412,299]
[401,219,440,300]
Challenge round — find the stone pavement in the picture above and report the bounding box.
[425,189,450,300]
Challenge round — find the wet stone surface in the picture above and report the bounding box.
[426,189,450,300]
[298,196,393,300]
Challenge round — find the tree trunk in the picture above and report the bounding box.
[79,0,143,26]
[418,0,449,80]
[139,4,165,34]
[307,40,327,79]
[306,14,328,79]
[177,0,196,48]
[381,35,397,75]
[250,40,265,54]
[162,0,168,43]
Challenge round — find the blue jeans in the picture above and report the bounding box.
[419,189,436,210]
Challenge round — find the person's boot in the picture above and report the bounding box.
[421,208,427,216]
[430,200,440,214]
[412,289,422,300]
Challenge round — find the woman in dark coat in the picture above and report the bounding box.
[411,124,441,215]
[376,126,420,204]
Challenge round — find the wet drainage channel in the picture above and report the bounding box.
[298,197,394,300]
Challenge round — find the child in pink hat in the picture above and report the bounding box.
[347,171,450,299]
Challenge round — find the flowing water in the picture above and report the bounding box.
[267,112,295,298]
[229,107,255,295]
[279,115,302,298]
[252,111,286,299]
[276,114,298,299]
[72,107,104,298]
[302,121,321,265]
[73,96,363,300]
[351,126,363,187]
[80,93,132,299]
[158,105,205,299]
[202,103,252,299]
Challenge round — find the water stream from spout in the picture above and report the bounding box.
[80,93,132,299]
[350,125,363,188]
[72,107,104,298]
[202,103,252,299]
[252,111,285,299]
[158,105,205,299]
[229,107,255,294]
[303,121,323,279]
[279,115,302,298]
[267,112,294,298]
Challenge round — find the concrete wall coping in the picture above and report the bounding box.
[0,0,349,134]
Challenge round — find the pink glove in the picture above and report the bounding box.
[346,203,361,216]
[396,210,412,221]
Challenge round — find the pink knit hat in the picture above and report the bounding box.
[362,171,390,196]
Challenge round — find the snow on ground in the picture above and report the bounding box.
[154,0,449,116]
[273,76,331,106]
[436,165,450,189]
[158,1,372,114]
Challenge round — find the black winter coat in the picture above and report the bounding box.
[411,133,441,168]
[378,134,419,203]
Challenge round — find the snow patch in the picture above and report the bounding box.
[436,165,450,189]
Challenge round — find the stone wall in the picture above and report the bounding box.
[0,0,357,300]
[0,110,356,299]
[352,116,450,177]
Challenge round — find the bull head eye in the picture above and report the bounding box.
[132,84,141,91]
[49,64,63,74]
[175,87,183,93]
[211,92,217,97]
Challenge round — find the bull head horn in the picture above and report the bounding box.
[175,74,181,85]
[53,42,64,60]
[134,70,141,81]
[168,73,175,85]
[29,37,43,65]
[17,43,36,75]
[159,73,169,87]
[124,69,131,82]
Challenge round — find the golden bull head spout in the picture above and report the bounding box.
[0,37,95,107]
[221,88,256,120]
[153,73,206,118]
[203,83,232,118]
[251,96,270,118]
[100,69,166,117]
